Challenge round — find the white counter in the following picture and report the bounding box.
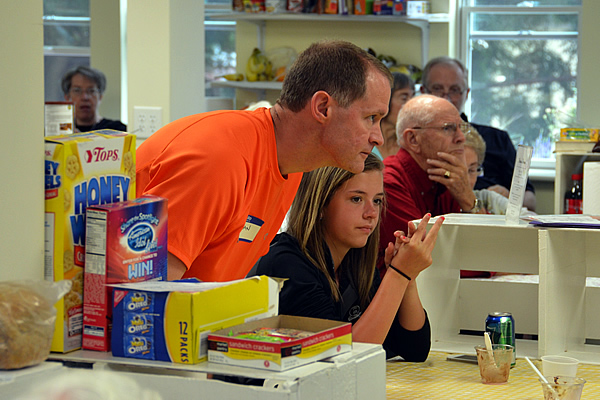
[19,342,386,400]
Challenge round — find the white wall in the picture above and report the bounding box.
[0,0,45,280]
[91,0,123,123]
[126,0,205,128]
[579,0,600,127]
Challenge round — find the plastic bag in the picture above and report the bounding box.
[16,370,163,400]
[0,279,71,370]
[265,47,297,82]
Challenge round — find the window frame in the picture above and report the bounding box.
[204,2,237,99]
[458,3,582,179]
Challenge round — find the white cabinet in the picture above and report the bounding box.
[42,342,385,400]
[554,152,600,213]
[207,12,448,98]
[418,213,600,365]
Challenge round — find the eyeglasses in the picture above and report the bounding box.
[69,87,100,97]
[468,166,484,177]
[425,85,465,98]
[411,121,471,136]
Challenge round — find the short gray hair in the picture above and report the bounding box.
[396,94,438,146]
[61,65,107,96]
[421,56,468,90]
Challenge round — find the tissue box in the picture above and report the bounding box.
[111,276,281,364]
[44,130,136,352]
[208,315,352,371]
[82,195,168,352]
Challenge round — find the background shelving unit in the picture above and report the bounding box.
[207,12,448,102]
[554,152,600,213]
[418,213,600,365]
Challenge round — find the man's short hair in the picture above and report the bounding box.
[421,56,468,90]
[61,65,107,96]
[396,95,437,135]
[278,40,392,112]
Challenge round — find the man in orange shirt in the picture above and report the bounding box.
[136,40,392,282]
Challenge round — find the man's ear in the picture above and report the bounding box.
[403,129,421,153]
[310,91,332,123]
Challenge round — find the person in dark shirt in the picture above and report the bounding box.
[420,56,536,211]
[251,153,443,361]
[61,65,127,133]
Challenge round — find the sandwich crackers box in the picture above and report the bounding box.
[111,276,281,364]
[208,315,352,371]
[83,195,168,351]
[44,130,136,352]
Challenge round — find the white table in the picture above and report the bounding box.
[16,342,386,400]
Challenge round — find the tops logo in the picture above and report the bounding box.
[85,147,120,163]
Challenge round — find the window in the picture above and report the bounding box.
[43,0,91,102]
[460,0,581,163]
[205,0,236,99]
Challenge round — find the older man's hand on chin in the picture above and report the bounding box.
[425,151,481,213]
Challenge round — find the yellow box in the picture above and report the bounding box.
[45,130,136,352]
[208,315,352,371]
[111,276,282,364]
[560,128,599,141]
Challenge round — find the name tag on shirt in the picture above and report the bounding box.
[239,215,264,243]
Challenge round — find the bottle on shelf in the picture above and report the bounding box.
[564,173,583,214]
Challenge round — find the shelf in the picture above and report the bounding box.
[207,11,449,69]
[554,152,600,213]
[419,213,600,364]
[208,11,448,26]
[211,79,283,96]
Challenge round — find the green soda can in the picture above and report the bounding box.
[485,311,516,367]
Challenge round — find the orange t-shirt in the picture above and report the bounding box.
[136,108,302,281]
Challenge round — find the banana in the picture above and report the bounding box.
[246,70,258,82]
[222,73,244,81]
[246,48,273,82]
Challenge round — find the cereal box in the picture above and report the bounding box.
[111,276,282,364]
[44,130,136,353]
[83,195,167,352]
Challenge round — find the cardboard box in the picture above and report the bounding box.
[406,0,430,17]
[560,128,599,142]
[44,102,74,136]
[111,276,281,364]
[208,315,352,371]
[392,0,406,15]
[373,0,393,15]
[44,130,136,352]
[83,195,168,352]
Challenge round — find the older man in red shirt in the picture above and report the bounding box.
[378,94,484,277]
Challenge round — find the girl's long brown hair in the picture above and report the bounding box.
[286,153,384,308]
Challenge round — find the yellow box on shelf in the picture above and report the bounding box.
[559,128,599,141]
[111,276,281,364]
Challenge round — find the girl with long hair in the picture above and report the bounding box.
[252,153,443,360]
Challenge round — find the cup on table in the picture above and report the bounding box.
[474,344,513,384]
[541,355,579,378]
[539,376,586,400]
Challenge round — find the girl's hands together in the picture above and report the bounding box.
[386,213,444,280]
